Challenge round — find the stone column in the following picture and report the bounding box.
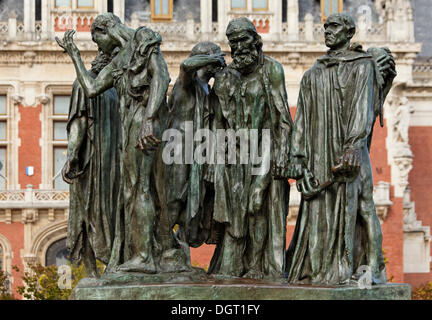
[24,0,36,40]
[271,0,283,41]
[113,0,125,23]
[41,0,50,40]
[357,14,367,42]
[304,13,314,42]
[200,0,212,39]
[217,0,228,41]
[8,11,17,39]
[287,0,299,41]
[186,13,195,41]
[98,0,107,13]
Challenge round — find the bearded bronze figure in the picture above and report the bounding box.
[209,17,293,279]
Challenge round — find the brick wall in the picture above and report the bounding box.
[0,222,24,298]
[18,104,42,188]
[405,126,432,287]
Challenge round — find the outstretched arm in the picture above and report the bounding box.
[56,30,114,98]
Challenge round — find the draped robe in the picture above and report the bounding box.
[210,55,292,277]
[285,49,387,285]
[67,73,120,265]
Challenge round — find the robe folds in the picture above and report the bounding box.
[107,45,171,269]
[285,49,387,285]
[67,75,121,265]
[160,78,217,248]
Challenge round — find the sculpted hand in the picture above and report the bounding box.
[62,158,81,184]
[287,163,303,180]
[136,119,161,154]
[211,53,227,68]
[272,163,289,180]
[55,30,80,59]
[287,158,304,180]
[376,51,397,80]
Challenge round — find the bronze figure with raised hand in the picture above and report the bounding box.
[157,42,226,255]
[56,13,189,274]
[285,13,396,285]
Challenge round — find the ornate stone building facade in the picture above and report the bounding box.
[0,0,430,296]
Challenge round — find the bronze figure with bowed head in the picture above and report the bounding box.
[157,42,226,254]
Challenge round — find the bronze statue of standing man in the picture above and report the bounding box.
[286,13,395,285]
[210,18,293,279]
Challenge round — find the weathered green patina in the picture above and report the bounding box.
[210,17,293,279]
[63,49,120,278]
[57,13,188,275]
[285,13,396,286]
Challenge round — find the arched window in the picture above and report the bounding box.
[45,238,70,267]
[321,0,343,21]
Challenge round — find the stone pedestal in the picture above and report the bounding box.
[71,272,411,300]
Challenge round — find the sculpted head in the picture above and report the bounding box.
[91,13,133,54]
[190,42,225,81]
[324,13,356,50]
[128,27,162,74]
[226,17,263,73]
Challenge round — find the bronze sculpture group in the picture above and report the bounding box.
[57,12,396,286]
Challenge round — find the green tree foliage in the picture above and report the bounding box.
[12,261,104,300]
[412,282,432,300]
[0,270,14,300]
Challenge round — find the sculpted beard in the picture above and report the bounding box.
[232,45,259,71]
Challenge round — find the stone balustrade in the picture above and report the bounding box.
[0,185,69,209]
[413,60,432,83]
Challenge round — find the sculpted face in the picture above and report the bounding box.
[324,15,351,50]
[92,26,118,55]
[228,30,259,73]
